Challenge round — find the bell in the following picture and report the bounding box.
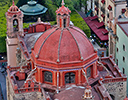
[14,20,17,26]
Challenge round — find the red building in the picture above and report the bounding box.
[6,0,127,100]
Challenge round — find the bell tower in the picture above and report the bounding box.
[56,0,71,28]
[6,0,24,67]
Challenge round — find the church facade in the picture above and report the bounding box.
[6,1,127,100]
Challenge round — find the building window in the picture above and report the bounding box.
[86,67,91,78]
[123,45,125,51]
[123,56,125,62]
[65,72,75,84]
[64,19,66,28]
[116,36,119,42]
[116,59,118,65]
[123,68,125,74]
[117,48,118,52]
[44,71,52,83]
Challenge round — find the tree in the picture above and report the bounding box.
[81,0,88,14]
[16,0,28,7]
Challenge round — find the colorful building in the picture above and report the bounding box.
[108,1,128,95]
[6,0,127,100]
[87,0,127,26]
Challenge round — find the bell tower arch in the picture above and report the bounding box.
[6,0,24,67]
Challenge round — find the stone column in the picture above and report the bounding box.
[93,62,98,78]
[53,71,56,86]
[78,70,81,85]
[60,71,63,87]
[38,68,41,82]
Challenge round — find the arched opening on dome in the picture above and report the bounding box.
[13,19,18,32]
[63,18,66,28]
[86,65,92,78]
[43,71,53,83]
[65,72,75,84]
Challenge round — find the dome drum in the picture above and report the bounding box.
[34,60,98,87]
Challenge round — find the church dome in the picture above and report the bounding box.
[33,26,95,63]
[31,0,96,66]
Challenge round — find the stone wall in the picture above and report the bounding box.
[104,81,127,100]
[13,92,43,100]
[6,76,44,100]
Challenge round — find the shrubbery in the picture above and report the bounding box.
[70,11,91,37]
[0,0,18,53]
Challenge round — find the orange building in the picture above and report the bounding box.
[6,0,127,100]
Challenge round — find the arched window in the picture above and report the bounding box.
[63,19,66,28]
[13,19,18,31]
[44,71,52,83]
[123,68,125,74]
[65,72,75,84]
[86,67,91,78]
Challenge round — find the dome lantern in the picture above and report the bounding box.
[56,0,71,28]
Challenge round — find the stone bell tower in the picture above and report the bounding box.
[6,0,24,67]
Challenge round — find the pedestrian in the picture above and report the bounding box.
[2,62,4,68]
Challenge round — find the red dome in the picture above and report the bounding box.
[33,26,95,63]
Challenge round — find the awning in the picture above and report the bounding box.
[83,16,108,41]
[94,21,104,28]
[89,15,98,20]
[93,28,108,41]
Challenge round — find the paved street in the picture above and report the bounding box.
[0,62,7,100]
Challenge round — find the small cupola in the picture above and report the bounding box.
[56,0,71,28]
[83,85,93,100]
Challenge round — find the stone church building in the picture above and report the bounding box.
[6,0,127,100]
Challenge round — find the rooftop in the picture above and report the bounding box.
[7,57,127,100]
[117,21,128,37]
[19,1,47,15]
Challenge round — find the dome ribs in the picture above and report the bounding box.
[67,28,83,60]
[36,28,59,58]
[70,26,93,48]
[57,29,63,62]
[70,26,87,38]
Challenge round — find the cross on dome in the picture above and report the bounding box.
[13,0,15,5]
[61,0,65,6]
